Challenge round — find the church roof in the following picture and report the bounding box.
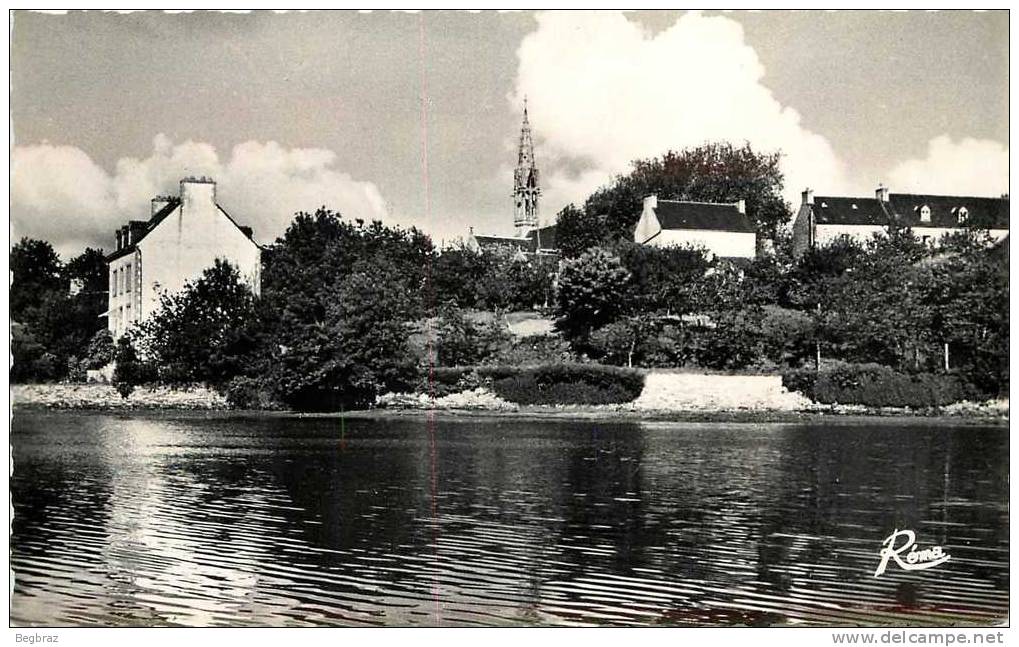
[528,224,557,251]
[655,200,755,233]
[472,235,534,252]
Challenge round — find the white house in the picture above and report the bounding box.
[791,185,1010,257]
[106,177,261,337]
[633,195,757,259]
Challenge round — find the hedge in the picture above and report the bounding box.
[415,363,646,405]
[486,364,645,405]
[782,363,964,408]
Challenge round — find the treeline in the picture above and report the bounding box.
[11,241,111,382]
[11,142,1009,409]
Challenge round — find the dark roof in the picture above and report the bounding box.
[655,200,755,233]
[811,196,890,226]
[527,224,557,251]
[473,235,533,252]
[812,193,1009,229]
[106,197,259,262]
[888,193,1009,229]
[106,198,181,261]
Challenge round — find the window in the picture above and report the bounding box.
[126,264,132,292]
[920,205,931,223]
[958,206,969,224]
[921,235,933,246]
[111,270,117,297]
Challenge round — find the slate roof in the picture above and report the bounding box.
[810,196,888,226]
[473,235,533,252]
[473,224,559,254]
[811,193,1009,230]
[888,193,1009,229]
[654,200,755,233]
[106,198,258,262]
[528,224,557,251]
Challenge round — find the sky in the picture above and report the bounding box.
[10,10,1009,257]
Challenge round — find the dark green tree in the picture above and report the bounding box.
[135,259,259,385]
[554,247,631,341]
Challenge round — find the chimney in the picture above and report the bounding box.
[180,176,216,209]
[643,194,658,211]
[876,184,890,203]
[115,229,123,250]
[121,225,130,246]
[801,188,814,205]
[151,195,172,216]
[735,199,746,214]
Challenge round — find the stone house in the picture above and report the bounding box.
[792,185,1010,257]
[633,195,757,260]
[105,177,261,337]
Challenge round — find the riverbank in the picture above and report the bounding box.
[11,383,228,410]
[11,382,1009,423]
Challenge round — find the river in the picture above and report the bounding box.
[10,411,1009,627]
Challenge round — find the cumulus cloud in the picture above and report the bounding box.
[11,134,388,257]
[511,11,850,213]
[885,135,1009,197]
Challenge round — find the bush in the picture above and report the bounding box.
[415,366,483,397]
[486,364,645,405]
[488,334,575,366]
[782,362,964,408]
[83,329,115,370]
[434,306,511,366]
[222,376,283,410]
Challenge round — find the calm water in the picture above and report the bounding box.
[10,411,1009,627]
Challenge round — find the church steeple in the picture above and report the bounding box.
[513,97,540,235]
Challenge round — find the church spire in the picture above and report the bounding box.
[513,97,540,234]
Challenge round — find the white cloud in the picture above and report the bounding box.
[511,11,850,213]
[11,134,389,257]
[885,135,1009,197]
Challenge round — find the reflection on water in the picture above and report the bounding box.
[10,412,1008,627]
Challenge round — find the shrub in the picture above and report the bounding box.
[487,364,645,405]
[434,305,511,366]
[488,334,575,366]
[416,366,482,397]
[782,362,964,408]
[223,376,284,410]
[83,329,116,370]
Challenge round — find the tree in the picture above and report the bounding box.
[574,142,790,250]
[556,204,606,258]
[554,247,631,341]
[267,263,418,410]
[135,259,260,385]
[613,241,712,315]
[434,303,510,366]
[111,335,144,399]
[11,238,64,320]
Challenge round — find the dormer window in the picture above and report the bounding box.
[957,206,969,224]
[920,205,931,223]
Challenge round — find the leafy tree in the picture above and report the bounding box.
[613,241,712,315]
[11,238,64,320]
[555,247,631,340]
[268,263,418,410]
[434,303,511,367]
[570,142,790,251]
[111,335,144,399]
[135,259,259,385]
[556,204,606,258]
